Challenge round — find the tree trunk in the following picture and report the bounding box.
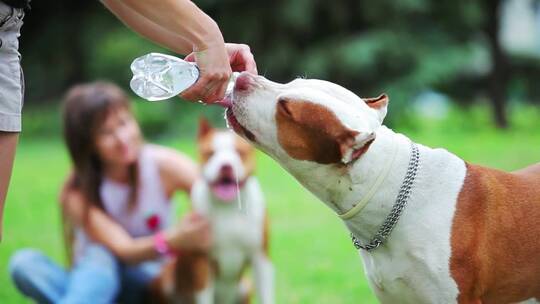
[63,0,87,87]
[484,0,509,128]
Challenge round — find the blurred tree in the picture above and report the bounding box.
[482,0,509,128]
[20,0,99,101]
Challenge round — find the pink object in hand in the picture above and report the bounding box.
[154,231,177,258]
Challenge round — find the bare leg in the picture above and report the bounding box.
[0,131,19,241]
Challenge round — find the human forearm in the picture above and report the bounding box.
[61,193,160,264]
[102,0,193,54]
[109,235,160,264]
[63,191,210,265]
[112,225,208,264]
[113,0,223,53]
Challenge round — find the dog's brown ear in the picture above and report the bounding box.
[363,94,388,122]
[276,98,374,164]
[198,117,213,139]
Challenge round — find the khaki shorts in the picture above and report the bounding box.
[0,1,24,132]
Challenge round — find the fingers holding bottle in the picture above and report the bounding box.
[181,41,232,103]
[181,43,257,103]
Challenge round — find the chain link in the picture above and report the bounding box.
[351,142,420,252]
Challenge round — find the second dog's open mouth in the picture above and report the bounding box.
[211,175,240,202]
[226,108,256,142]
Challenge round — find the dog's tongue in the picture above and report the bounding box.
[212,184,238,202]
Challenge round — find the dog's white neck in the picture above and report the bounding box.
[280,126,418,243]
[342,126,416,243]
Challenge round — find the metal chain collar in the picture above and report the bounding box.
[351,142,420,252]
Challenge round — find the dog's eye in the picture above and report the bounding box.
[237,150,248,160]
[202,150,214,161]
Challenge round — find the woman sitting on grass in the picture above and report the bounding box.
[9,82,211,303]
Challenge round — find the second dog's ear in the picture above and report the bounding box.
[198,117,213,139]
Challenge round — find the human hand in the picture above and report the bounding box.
[181,43,258,103]
[220,43,258,75]
[165,212,212,252]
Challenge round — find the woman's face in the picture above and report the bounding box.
[94,108,142,166]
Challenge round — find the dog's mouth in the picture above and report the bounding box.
[225,107,256,142]
[211,174,245,202]
[221,74,258,142]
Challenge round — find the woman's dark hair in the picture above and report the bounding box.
[62,81,139,212]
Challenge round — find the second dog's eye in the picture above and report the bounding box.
[237,150,247,160]
[201,150,214,161]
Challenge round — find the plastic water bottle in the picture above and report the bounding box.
[130,52,238,102]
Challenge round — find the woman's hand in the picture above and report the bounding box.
[165,212,212,252]
[181,43,258,103]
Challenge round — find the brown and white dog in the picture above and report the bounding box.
[156,119,274,304]
[223,72,540,304]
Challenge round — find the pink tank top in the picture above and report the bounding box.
[74,145,173,257]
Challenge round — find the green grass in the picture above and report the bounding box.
[1,104,539,303]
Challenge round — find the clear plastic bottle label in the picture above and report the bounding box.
[130,52,239,103]
[130,53,200,101]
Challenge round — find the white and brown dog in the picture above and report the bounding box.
[223,72,540,304]
[174,118,274,304]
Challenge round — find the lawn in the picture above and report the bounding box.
[1,105,539,303]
